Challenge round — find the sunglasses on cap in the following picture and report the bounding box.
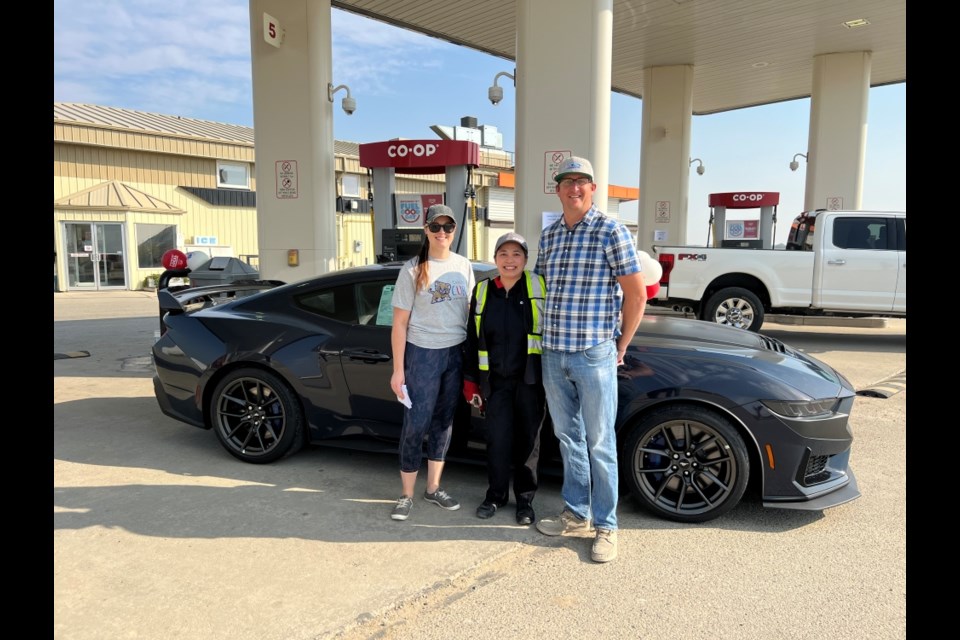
[427,222,456,233]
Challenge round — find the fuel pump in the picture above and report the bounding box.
[359,138,479,259]
[707,192,780,249]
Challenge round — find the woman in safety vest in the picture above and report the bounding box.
[463,232,547,525]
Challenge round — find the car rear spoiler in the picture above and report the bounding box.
[156,279,285,334]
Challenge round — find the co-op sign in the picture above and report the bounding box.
[359,139,479,174]
[708,191,780,209]
[388,142,438,158]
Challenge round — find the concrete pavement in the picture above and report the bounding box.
[54,291,906,640]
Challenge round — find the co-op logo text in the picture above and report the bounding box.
[732,193,765,202]
[388,143,439,158]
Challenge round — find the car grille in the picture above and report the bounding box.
[802,454,831,485]
[758,335,787,353]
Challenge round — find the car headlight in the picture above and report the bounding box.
[761,398,838,418]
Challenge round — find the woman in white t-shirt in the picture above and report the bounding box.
[388,204,475,522]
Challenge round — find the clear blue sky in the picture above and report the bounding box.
[53,0,906,244]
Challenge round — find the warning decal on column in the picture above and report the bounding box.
[276,160,299,199]
[544,150,571,194]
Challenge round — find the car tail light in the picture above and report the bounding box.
[658,253,674,285]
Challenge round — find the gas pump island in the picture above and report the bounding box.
[359,139,480,262]
[707,191,780,249]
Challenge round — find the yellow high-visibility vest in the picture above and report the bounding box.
[474,271,545,371]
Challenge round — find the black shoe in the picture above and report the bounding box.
[516,505,535,526]
[476,501,499,519]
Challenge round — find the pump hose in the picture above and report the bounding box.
[455,166,477,257]
[469,171,479,260]
[367,169,376,263]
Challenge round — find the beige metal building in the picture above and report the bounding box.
[53,103,637,291]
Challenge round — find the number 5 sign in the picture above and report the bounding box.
[263,13,285,48]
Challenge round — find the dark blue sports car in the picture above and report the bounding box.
[152,262,860,523]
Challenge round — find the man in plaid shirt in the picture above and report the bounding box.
[533,156,647,563]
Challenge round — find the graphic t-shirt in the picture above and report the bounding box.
[392,253,475,349]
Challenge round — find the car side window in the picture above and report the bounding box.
[357,281,395,326]
[296,284,359,324]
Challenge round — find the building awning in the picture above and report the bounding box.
[497,171,639,202]
[180,186,256,207]
[54,180,186,214]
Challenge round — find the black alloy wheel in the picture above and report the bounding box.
[210,368,304,463]
[623,404,749,523]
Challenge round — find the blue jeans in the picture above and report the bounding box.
[398,342,462,472]
[541,340,619,530]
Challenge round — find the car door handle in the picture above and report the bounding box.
[827,259,846,265]
[343,349,391,362]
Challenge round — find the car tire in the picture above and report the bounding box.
[210,368,305,464]
[621,404,749,523]
[703,286,764,332]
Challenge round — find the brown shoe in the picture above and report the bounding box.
[591,528,618,563]
[535,508,593,536]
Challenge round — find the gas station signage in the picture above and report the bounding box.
[359,140,479,174]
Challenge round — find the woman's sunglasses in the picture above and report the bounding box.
[427,222,456,233]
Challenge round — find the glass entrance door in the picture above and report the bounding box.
[64,223,127,290]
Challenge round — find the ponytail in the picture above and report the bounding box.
[414,238,431,291]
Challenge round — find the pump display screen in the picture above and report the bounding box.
[381,228,426,262]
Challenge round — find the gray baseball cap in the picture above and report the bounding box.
[425,204,456,223]
[554,156,594,183]
[494,231,528,256]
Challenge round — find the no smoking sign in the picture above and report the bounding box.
[276,160,299,199]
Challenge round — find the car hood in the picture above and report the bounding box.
[631,315,852,397]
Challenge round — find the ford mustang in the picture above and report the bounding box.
[152,262,860,523]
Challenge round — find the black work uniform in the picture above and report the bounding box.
[464,274,546,510]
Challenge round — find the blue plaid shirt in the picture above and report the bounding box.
[534,205,641,352]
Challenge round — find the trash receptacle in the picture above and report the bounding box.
[186,257,260,286]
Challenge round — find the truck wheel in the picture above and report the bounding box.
[703,287,764,332]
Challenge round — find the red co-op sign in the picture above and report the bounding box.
[708,192,780,208]
[359,140,479,175]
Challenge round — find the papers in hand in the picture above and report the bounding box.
[397,384,413,409]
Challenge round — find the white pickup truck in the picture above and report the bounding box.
[650,209,906,332]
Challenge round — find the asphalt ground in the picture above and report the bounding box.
[54,291,906,640]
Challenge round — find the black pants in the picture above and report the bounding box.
[483,373,546,508]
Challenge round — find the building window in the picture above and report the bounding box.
[218,161,250,189]
[341,174,361,197]
[136,223,178,268]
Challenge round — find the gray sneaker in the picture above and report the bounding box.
[423,487,460,510]
[535,508,593,536]
[591,528,618,563]
[391,495,413,521]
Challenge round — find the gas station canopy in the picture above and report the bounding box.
[331,0,905,115]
